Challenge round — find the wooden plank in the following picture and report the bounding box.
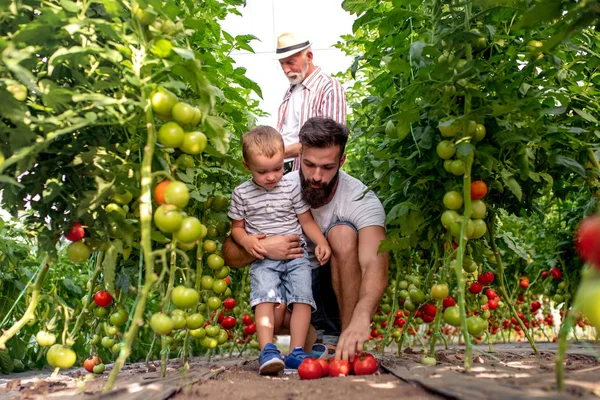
[381,362,568,400]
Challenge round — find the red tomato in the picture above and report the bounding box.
[223,298,236,309]
[575,214,600,269]
[530,301,541,312]
[468,282,483,294]
[485,289,497,300]
[352,353,378,376]
[65,222,85,242]
[243,323,256,335]
[329,359,351,377]
[94,290,113,307]
[549,267,562,281]
[443,296,456,308]
[221,316,236,330]
[519,277,530,289]
[488,299,498,310]
[470,180,488,200]
[316,358,329,377]
[242,314,253,326]
[224,276,231,285]
[423,314,435,323]
[422,304,437,317]
[477,272,495,285]
[298,358,323,380]
[541,270,549,279]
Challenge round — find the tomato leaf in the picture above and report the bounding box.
[103,240,121,298]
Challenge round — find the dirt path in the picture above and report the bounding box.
[0,342,598,400]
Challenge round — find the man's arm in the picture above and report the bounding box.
[222,234,305,269]
[336,226,388,362]
[284,143,301,159]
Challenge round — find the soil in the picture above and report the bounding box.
[0,342,598,400]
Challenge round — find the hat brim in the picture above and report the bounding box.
[274,43,311,60]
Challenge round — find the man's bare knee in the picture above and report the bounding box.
[327,225,358,256]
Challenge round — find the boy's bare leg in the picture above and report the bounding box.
[274,304,317,352]
[255,303,276,350]
[289,303,312,350]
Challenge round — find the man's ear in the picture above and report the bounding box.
[306,50,314,64]
[339,153,346,168]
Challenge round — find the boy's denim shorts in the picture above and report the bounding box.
[249,250,316,312]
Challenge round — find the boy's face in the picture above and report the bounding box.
[245,151,284,190]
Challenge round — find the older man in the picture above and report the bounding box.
[275,33,347,173]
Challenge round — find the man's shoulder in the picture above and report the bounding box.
[339,171,367,192]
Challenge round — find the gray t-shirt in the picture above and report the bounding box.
[287,170,386,268]
[228,174,311,238]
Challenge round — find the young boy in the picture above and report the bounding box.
[228,126,331,375]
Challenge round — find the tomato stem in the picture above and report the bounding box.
[486,212,539,355]
[0,255,51,350]
[556,304,576,391]
[69,252,103,339]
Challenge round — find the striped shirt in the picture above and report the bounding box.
[228,174,311,238]
[276,66,347,170]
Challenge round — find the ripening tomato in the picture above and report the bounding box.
[431,283,449,300]
[154,180,171,204]
[94,290,113,307]
[352,353,378,375]
[470,181,488,200]
[83,356,102,373]
[519,276,530,289]
[329,358,351,377]
[575,215,600,269]
[65,222,85,241]
[298,358,323,380]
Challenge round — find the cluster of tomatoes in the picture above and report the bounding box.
[298,353,378,380]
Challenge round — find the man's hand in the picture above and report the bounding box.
[315,243,331,265]
[260,234,304,260]
[335,317,371,363]
[240,235,268,260]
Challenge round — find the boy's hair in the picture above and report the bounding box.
[242,126,284,162]
[299,117,349,156]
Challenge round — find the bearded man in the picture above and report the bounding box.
[223,117,388,362]
[274,33,347,174]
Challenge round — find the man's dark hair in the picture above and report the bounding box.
[298,117,349,155]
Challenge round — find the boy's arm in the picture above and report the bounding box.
[297,210,327,246]
[230,219,249,247]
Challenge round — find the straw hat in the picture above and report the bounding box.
[275,32,311,59]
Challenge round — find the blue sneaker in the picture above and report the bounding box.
[284,346,309,370]
[258,343,284,375]
[308,343,328,359]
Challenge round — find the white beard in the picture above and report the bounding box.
[286,57,309,85]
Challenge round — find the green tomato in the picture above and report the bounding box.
[180,131,207,155]
[46,345,77,369]
[93,363,105,374]
[443,191,463,210]
[409,288,425,304]
[171,285,200,309]
[201,275,215,290]
[467,316,487,336]
[441,210,460,229]
[207,296,222,310]
[176,154,195,169]
[158,122,185,148]
[113,189,133,205]
[444,306,461,327]
[207,254,225,270]
[36,331,57,347]
[436,140,456,160]
[186,313,205,330]
[67,242,91,264]
[214,266,230,279]
[171,102,197,126]
[470,219,487,239]
[150,313,174,335]
[190,328,206,339]
[151,87,178,116]
[153,204,183,233]
[164,182,189,209]
[205,325,220,337]
[473,124,486,142]
[431,283,449,300]
[171,313,187,330]
[201,337,218,349]
[174,217,203,243]
[101,336,115,348]
[93,307,109,318]
[217,329,229,345]
[106,202,126,218]
[471,200,487,219]
[450,160,466,176]
[438,118,462,137]
[212,279,227,295]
